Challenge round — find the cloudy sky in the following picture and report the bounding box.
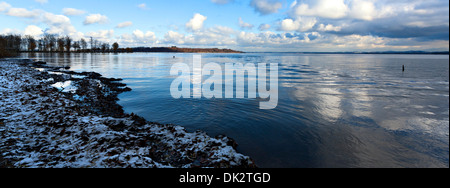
[1,0,448,52]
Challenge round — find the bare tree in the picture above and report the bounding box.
[43,34,53,52]
[80,38,87,51]
[42,35,48,52]
[93,39,99,52]
[73,41,80,52]
[64,36,72,52]
[57,37,65,52]
[43,34,57,52]
[2,34,22,51]
[25,35,37,52]
[90,37,94,51]
[38,39,44,51]
[0,34,22,57]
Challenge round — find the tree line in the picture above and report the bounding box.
[1,34,130,58]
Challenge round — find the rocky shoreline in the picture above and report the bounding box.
[0,59,256,168]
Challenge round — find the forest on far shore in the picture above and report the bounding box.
[1,33,242,58]
[0,34,125,58]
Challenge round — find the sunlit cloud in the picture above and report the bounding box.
[24,25,44,37]
[5,7,40,18]
[83,14,109,25]
[116,21,133,28]
[62,8,86,16]
[186,13,207,31]
[0,0,448,52]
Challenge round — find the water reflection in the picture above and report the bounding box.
[21,53,449,168]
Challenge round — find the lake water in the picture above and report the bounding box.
[21,53,449,168]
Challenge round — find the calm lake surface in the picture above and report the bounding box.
[22,53,449,168]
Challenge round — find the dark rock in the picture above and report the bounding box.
[216,135,239,149]
[1,59,257,168]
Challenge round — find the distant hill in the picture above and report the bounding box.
[132,46,243,53]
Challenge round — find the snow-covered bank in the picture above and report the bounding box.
[0,59,256,168]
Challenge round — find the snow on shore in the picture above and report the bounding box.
[0,59,256,168]
[51,80,77,93]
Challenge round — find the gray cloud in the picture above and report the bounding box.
[286,0,449,42]
[250,0,283,15]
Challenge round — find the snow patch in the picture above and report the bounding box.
[0,60,256,168]
[51,81,77,93]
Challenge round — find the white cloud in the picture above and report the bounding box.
[239,17,254,30]
[0,28,22,35]
[233,31,402,52]
[208,26,236,36]
[317,24,342,32]
[348,0,376,21]
[186,13,207,31]
[1,3,80,38]
[6,8,41,18]
[288,0,419,21]
[116,21,133,28]
[83,14,109,25]
[290,0,348,19]
[133,30,156,41]
[118,30,158,47]
[188,26,237,46]
[1,4,82,39]
[62,8,86,16]
[164,30,186,44]
[42,12,77,35]
[280,17,317,32]
[132,30,145,39]
[330,34,388,50]
[35,0,48,4]
[161,26,238,47]
[42,13,71,26]
[86,29,114,42]
[280,19,297,31]
[0,0,447,52]
[24,25,43,37]
[250,0,283,15]
[0,1,11,12]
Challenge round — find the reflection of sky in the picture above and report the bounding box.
[282,54,449,138]
[21,53,450,168]
[316,88,342,122]
[192,56,202,98]
[25,52,450,135]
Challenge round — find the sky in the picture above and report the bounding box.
[0,0,449,52]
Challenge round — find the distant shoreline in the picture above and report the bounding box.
[18,46,244,54]
[18,51,448,55]
[132,47,243,53]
